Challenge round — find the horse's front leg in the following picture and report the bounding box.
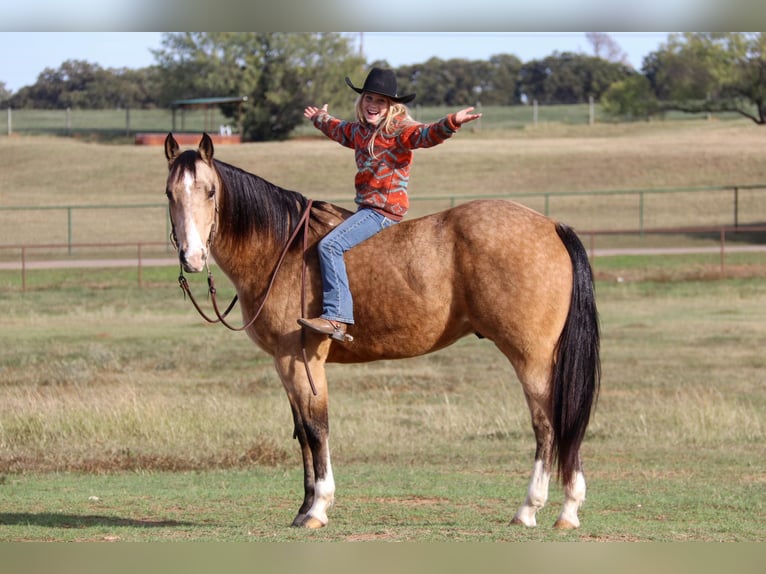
[287,399,316,526]
[276,352,334,529]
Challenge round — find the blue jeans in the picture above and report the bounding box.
[317,208,397,324]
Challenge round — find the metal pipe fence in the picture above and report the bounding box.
[2,226,766,291]
[2,185,766,253]
[0,241,173,290]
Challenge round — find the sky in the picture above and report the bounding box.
[0,32,672,94]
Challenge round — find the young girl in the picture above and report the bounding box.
[298,67,482,342]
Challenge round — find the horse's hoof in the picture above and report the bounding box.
[301,516,327,529]
[553,518,579,530]
[510,512,536,527]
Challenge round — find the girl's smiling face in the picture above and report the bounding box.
[361,92,390,125]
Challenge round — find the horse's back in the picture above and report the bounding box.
[329,199,574,363]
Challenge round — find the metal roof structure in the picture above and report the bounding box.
[170,96,249,107]
[170,96,248,134]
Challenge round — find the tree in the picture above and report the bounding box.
[601,75,659,120]
[483,54,523,105]
[396,56,522,108]
[586,32,629,66]
[152,32,365,141]
[8,60,161,109]
[519,52,631,105]
[0,81,10,106]
[644,32,766,124]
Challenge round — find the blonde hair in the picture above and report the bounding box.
[354,93,415,157]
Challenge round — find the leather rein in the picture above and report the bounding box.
[176,198,319,395]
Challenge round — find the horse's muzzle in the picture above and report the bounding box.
[179,248,206,273]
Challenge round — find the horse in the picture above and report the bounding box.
[163,132,600,530]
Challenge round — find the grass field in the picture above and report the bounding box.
[2,116,766,250]
[1,120,765,542]
[0,270,763,541]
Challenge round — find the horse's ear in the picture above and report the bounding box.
[199,133,214,165]
[164,133,180,167]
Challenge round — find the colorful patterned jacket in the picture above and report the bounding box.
[312,111,461,220]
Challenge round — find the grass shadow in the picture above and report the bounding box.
[0,512,200,529]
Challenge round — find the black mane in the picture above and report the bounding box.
[168,149,328,247]
[214,159,312,245]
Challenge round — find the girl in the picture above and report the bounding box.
[298,67,482,342]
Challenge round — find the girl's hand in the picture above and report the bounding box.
[455,106,482,126]
[304,104,328,120]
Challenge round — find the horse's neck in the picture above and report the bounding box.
[211,227,293,295]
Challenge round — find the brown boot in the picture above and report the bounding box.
[298,317,354,342]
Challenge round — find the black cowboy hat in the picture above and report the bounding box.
[345,67,416,104]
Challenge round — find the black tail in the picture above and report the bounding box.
[552,223,601,486]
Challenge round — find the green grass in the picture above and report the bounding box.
[0,274,763,541]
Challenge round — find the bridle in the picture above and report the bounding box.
[174,197,319,395]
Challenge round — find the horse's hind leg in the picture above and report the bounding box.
[553,459,586,529]
[511,394,553,527]
[510,390,588,528]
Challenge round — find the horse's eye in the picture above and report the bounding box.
[208,186,216,199]
[165,189,173,200]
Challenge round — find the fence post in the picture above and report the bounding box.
[126,107,131,137]
[733,186,739,228]
[67,207,73,255]
[7,106,11,136]
[21,246,27,292]
[137,242,143,288]
[66,107,71,136]
[475,101,482,131]
[720,228,726,273]
[639,191,645,237]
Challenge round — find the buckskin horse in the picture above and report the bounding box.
[163,133,600,529]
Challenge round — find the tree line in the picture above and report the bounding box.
[1,32,765,141]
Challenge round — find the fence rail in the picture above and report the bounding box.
[2,225,766,291]
[0,241,172,290]
[2,184,766,253]
[4,105,746,139]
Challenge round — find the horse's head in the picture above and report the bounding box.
[164,133,220,273]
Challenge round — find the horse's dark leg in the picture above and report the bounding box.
[511,394,554,527]
[287,400,316,526]
[511,389,587,529]
[275,353,334,528]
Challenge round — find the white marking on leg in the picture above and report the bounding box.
[556,470,586,528]
[512,459,550,527]
[307,449,335,526]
